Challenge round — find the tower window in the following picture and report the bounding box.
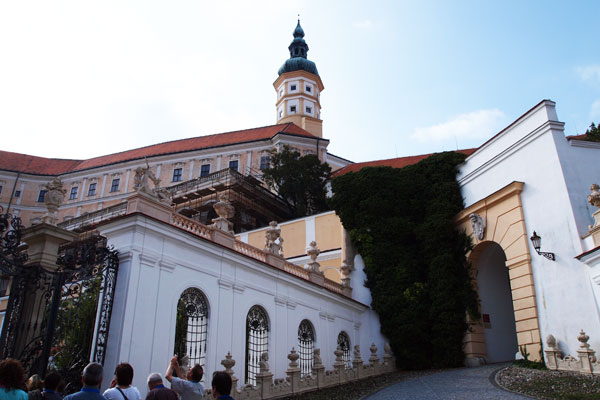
[37,190,47,203]
[172,168,183,182]
[290,84,297,91]
[88,183,97,196]
[110,178,120,192]
[306,86,312,93]
[69,187,78,200]
[306,106,312,114]
[259,156,271,170]
[279,110,283,119]
[279,89,283,98]
[290,106,297,113]
[200,164,211,177]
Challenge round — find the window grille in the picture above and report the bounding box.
[37,190,47,203]
[200,164,210,177]
[110,178,120,192]
[173,168,183,182]
[298,319,315,377]
[337,331,351,369]
[88,183,97,196]
[174,288,209,371]
[259,156,270,170]
[245,306,269,385]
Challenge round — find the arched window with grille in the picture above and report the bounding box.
[245,305,269,385]
[298,319,315,377]
[337,331,351,369]
[174,288,209,371]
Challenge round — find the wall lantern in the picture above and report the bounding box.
[530,231,555,261]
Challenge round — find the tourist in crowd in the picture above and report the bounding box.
[40,373,64,400]
[26,376,43,393]
[103,363,140,400]
[165,356,203,400]
[27,372,63,400]
[145,374,176,400]
[63,363,105,400]
[0,358,28,400]
[209,373,232,400]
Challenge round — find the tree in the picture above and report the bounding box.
[585,122,600,142]
[261,146,331,217]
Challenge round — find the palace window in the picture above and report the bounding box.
[337,331,351,369]
[298,319,315,377]
[172,168,183,182]
[200,164,211,177]
[110,178,120,192]
[229,160,238,172]
[88,183,97,196]
[259,156,270,170]
[245,306,269,386]
[174,288,209,371]
[14,190,20,198]
[69,187,78,200]
[37,190,47,203]
[0,185,3,197]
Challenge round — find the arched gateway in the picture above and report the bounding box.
[456,182,542,363]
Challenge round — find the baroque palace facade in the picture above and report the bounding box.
[2,19,600,394]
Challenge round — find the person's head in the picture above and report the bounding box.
[187,364,203,383]
[146,373,163,391]
[114,363,134,386]
[211,371,232,398]
[27,374,43,391]
[43,373,63,392]
[81,363,103,388]
[0,358,25,391]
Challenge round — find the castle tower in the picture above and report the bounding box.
[274,20,324,138]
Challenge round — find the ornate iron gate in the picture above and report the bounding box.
[0,209,119,393]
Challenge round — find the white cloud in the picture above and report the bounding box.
[591,99,600,120]
[353,19,373,30]
[576,65,600,83]
[410,109,506,143]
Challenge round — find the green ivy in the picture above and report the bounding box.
[330,152,479,369]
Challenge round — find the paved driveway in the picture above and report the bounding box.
[365,364,530,399]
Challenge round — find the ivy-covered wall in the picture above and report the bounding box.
[330,152,479,369]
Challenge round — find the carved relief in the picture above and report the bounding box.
[469,213,486,241]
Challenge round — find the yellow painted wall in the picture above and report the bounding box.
[315,213,342,251]
[280,221,306,257]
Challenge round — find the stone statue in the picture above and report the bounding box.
[305,241,321,273]
[133,160,171,204]
[212,193,235,234]
[264,221,284,256]
[588,184,600,209]
[42,177,66,225]
[469,213,486,241]
[353,345,362,362]
[259,352,270,373]
[313,348,322,367]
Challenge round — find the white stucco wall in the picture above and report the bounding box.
[99,214,386,396]
[457,100,600,357]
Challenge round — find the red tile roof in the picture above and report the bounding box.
[0,123,319,175]
[332,149,477,177]
[566,134,588,141]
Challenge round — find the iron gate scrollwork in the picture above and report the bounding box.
[0,209,119,394]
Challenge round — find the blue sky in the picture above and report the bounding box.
[1,1,598,163]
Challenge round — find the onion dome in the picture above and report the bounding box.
[277,20,319,76]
